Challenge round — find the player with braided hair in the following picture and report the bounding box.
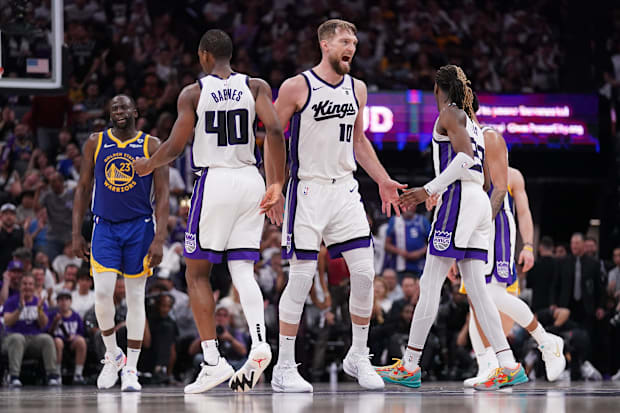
[375,65,527,390]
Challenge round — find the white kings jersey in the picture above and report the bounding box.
[289,70,358,181]
[432,105,485,188]
[193,73,258,169]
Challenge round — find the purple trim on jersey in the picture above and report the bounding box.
[282,178,299,259]
[350,76,359,109]
[184,170,209,260]
[185,249,225,263]
[290,114,301,180]
[438,141,454,172]
[486,210,516,285]
[227,249,260,261]
[327,235,372,259]
[282,249,319,260]
[309,69,345,89]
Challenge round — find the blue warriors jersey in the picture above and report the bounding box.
[92,129,153,222]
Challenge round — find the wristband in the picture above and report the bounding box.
[424,185,433,197]
[523,245,534,253]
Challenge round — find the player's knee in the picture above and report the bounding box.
[278,271,314,325]
[348,259,375,318]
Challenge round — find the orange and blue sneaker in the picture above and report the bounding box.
[374,359,421,388]
[473,364,528,391]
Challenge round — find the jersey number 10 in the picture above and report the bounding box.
[339,123,353,142]
[205,109,250,147]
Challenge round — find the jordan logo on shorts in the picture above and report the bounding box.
[433,230,452,251]
[496,261,510,278]
[185,232,197,253]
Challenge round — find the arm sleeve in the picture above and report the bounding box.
[424,152,475,195]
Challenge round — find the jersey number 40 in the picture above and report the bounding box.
[205,109,249,147]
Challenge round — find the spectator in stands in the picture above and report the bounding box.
[608,247,620,303]
[1,273,60,387]
[72,269,95,318]
[143,293,178,382]
[32,266,53,307]
[27,208,49,254]
[584,236,607,279]
[47,290,87,384]
[387,275,420,322]
[54,263,79,294]
[0,203,25,272]
[373,277,392,313]
[38,172,73,260]
[384,209,431,279]
[527,236,557,312]
[1,259,24,305]
[16,190,36,224]
[555,244,568,258]
[382,268,404,302]
[212,304,248,370]
[52,243,82,278]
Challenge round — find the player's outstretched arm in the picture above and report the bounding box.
[484,129,508,218]
[133,84,199,176]
[252,78,286,222]
[147,136,169,268]
[399,108,474,211]
[351,79,406,217]
[72,133,98,260]
[510,167,535,272]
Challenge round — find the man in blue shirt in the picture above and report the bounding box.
[384,209,431,278]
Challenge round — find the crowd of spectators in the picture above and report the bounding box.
[1,0,620,387]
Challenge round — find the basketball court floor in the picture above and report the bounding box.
[2,382,620,413]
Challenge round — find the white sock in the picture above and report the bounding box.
[496,350,518,369]
[403,347,422,371]
[351,322,369,353]
[75,364,84,376]
[530,324,548,346]
[126,348,141,370]
[277,334,296,364]
[201,339,220,366]
[102,333,120,355]
[479,347,499,373]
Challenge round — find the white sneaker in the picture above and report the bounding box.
[9,376,22,388]
[611,369,620,381]
[229,342,272,392]
[97,349,127,389]
[539,333,566,382]
[121,367,142,392]
[184,358,234,394]
[581,360,602,381]
[464,367,496,388]
[271,361,313,393]
[342,348,384,390]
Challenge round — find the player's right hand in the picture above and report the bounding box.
[133,157,153,177]
[425,193,440,211]
[262,186,285,226]
[72,235,89,261]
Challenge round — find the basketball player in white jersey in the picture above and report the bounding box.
[377,65,527,390]
[134,30,286,393]
[271,19,405,392]
[463,121,565,384]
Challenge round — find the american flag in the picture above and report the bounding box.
[26,58,49,74]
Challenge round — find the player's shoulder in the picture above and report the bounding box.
[508,166,525,187]
[280,74,310,92]
[438,104,467,126]
[247,76,272,97]
[483,127,507,148]
[180,82,201,104]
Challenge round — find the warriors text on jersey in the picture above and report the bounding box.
[92,129,153,222]
[192,73,259,169]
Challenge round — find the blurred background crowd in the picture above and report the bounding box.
[1,0,620,386]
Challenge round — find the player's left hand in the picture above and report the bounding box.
[147,239,164,268]
[399,187,429,211]
[425,193,440,211]
[133,158,153,177]
[379,178,407,217]
[518,248,534,272]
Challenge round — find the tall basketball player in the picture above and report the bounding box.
[134,30,286,393]
[72,94,169,391]
[271,19,405,393]
[463,155,565,387]
[377,65,527,391]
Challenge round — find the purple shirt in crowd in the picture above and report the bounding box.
[46,309,85,339]
[1,295,48,335]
